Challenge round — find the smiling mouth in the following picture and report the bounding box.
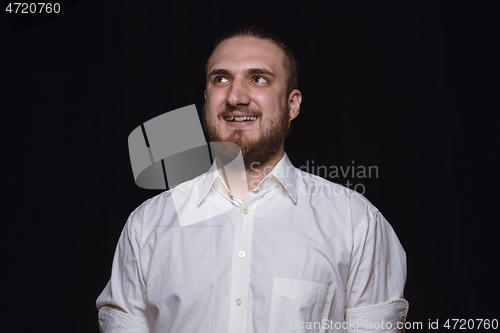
[224,116,258,122]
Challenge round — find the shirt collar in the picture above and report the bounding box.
[197,152,299,206]
[197,160,232,206]
[259,152,299,203]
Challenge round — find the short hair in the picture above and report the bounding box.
[205,26,299,95]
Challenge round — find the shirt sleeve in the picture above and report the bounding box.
[345,203,409,332]
[96,211,149,332]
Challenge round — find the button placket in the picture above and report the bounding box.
[227,193,260,333]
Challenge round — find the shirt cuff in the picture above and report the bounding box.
[98,306,149,333]
[345,298,409,332]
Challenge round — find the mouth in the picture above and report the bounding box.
[223,116,258,123]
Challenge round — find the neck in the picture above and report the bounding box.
[217,148,284,201]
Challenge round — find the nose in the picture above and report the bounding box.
[226,78,250,107]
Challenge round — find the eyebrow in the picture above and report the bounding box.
[208,68,276,78]
[208,69,231,77]
[247,68,275,77]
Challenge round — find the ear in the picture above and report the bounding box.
[288,89,302,121]
[204,90,207,100]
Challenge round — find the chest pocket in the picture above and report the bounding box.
[268,278,335,333]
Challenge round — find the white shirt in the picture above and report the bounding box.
[96,153,408,333]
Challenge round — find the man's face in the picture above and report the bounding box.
[203,37,292,169]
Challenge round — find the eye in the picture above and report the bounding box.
[252,76,268,83]
[215,76,229,83]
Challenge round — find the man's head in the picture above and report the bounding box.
[202,26,302,170]
[205,26,299,96]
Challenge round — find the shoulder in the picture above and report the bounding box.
[296,168,380,228]
[128,171,207,230]
[297,169,377,209]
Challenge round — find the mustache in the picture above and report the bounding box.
[218,106,262,117]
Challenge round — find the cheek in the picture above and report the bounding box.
[205,98,221,121]
[254,90,284,110]
[206,89,226,107]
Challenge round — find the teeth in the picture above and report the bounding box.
[224,116,257,122]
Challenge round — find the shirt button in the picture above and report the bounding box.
[243,208,249,215]
[236,298,242,306]
[239,251,245,258]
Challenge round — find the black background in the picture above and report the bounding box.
[2,1,499,332]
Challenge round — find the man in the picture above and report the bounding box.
[96,26,408,332]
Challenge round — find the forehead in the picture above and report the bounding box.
[207,37,286,77]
